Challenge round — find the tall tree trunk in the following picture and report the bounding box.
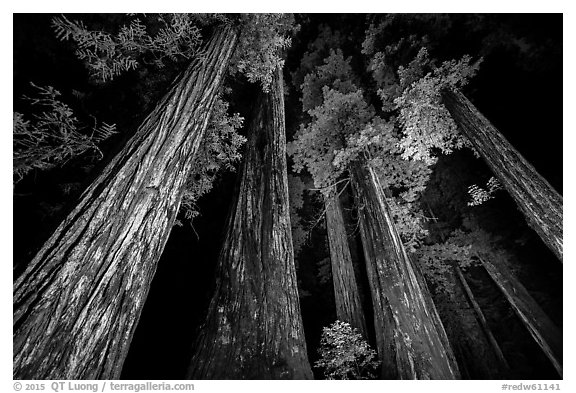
[454,266,510,371]
[425,268,506,379]
[324,189,368,338]
[477,254,562,377]
[422,205,508,378]
[350,162,460,379]
[186,68,313,380]
[441,88,563,262]
[13,26,238,380]
[411,258,460,374]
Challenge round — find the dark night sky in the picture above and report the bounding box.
[12,13,564,380]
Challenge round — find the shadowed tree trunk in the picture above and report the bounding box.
[424,266,507,379]
[324,189,368,338]
[350,161,460,379]
[186,68,313,380]
[13,26,238,380]
[454,266,510,371]
[441,88,563,262]
[422,206,509,378]
[477,254,562,377]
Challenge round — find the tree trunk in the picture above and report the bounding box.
[454,266,510,371]
[425,268,506,379]
[422,205,508,378]
[441,88,563,262]
[324,189,368,338]
[411,258,461,374]
[13,26,238,380]
[350,162,460,379]
[186,68,313,380]
[477,254,562,377]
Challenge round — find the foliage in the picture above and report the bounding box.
[290,24,439,257]
[13,83,116,182]
[289,87,374,192]
[417,225,515,295]
[362,17,482,165]
[387,197,429,253]
[362,15,438,112]
[416,238,476,295]
[177,97,245,224]
[53,13,296,91]
[393,49,481,164]
[291,25,346,90]
[300,49,357,112]
[314,320,379,380]
[52,14,210,83]
[331,117,395,175]
[467,176,503,206]
[233,13,296,92]
[288,38,368,193]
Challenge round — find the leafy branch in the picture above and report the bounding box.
[13,82,116,183]
[314,320,379,380]
[52,14,207,83]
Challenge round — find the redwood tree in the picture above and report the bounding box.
[477,254,562,376]
[351,162,460,379]
[13,26,239,379]
[441,89,563,262]
[324,189,368,338]
[367,18,563,262]
[289,30,460,378]
[187,68,313,379]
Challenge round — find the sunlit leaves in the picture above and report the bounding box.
[416,226,514,295]
[332,118,396,173]
[387,197,429,253]
[467,176,503,206]
[290,87,374,192]
[314,320,379,380]
[53,13,296,91]
[178,97,245,223]
[301,49,356,112]
[13,83,116,182]
[394,53,481,164]
[292,25,345,90]
[234,13,295,92]
[52,14,206,83]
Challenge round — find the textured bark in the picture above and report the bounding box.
[324,190,368,338]
[411,259,460,374]
[350,162,460,379]
[478,255,563,377]
[186,68,313,380]
[441,89,563,262]
[13,27,238,380]
[454,266,510,370]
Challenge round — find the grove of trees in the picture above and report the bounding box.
[13,13,562,380]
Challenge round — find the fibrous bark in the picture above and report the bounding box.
[441,88,563,262]
[478,254,562,377]
[13,26,238,380]
[186,68,313,380]
[324,189,368,338]
[350,162,460,379]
